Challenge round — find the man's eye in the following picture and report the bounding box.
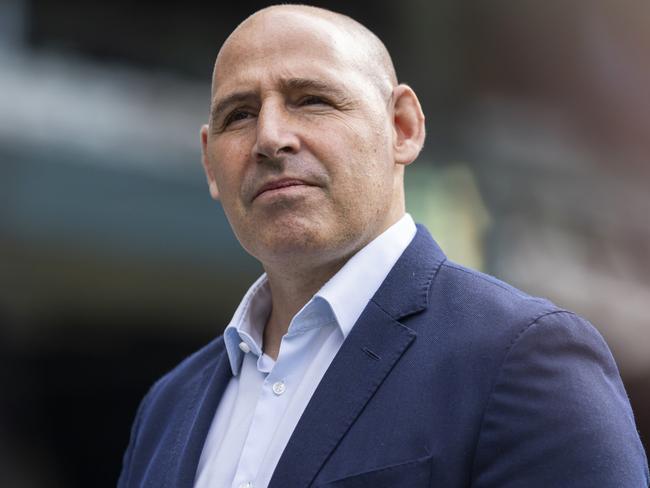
[224,110,252,126]
[299,96,329,106]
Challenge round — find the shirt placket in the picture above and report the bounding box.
[230,335,302,488]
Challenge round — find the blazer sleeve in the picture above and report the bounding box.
[471,311,649,487]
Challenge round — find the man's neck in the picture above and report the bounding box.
[259,210,407,359]
[261,257,347,360]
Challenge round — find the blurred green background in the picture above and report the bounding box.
[1,0,649,486]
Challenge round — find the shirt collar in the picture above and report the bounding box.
[222,213,417,375]
[223,274,270,375]
[315,213,416,338]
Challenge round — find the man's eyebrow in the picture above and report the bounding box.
[209,78,350,125]
[281,77,348,98]
[210,91,257,125]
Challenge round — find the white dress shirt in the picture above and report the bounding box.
[194,214,417,488]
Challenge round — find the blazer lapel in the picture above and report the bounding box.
[269,301,416,487]
[168,342,233,488]
[269,226,446,487]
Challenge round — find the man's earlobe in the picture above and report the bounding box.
[392,85,426,165]
[200,124,220,200]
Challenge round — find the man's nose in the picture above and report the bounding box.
[251,102,300,161]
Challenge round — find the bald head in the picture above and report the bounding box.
[213,5,397,100]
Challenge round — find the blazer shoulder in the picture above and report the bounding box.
[118,334,230,488]
[416,259,575,365]
[147,334,227,399]
[434,259,562,325]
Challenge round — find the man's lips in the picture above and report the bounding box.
[253,178,315,200]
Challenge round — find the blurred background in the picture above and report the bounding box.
[1,0,648,486]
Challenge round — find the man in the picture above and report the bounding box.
[118,5,648,487]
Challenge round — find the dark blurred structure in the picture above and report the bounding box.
[1,1,648,486]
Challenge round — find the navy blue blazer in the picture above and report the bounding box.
[118,226,649,487]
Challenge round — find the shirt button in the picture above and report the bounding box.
[238,483,253,488]
[272,381,286,396]
[238,341,251,354]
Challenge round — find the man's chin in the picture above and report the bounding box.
[242,225,336,265]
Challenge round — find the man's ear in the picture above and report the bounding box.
[200,124,220,200]
[391,84,426,165]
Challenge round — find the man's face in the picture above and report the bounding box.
[201,11,403,267]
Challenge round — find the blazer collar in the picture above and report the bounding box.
[371,224,447,321]
[269,225,446,487]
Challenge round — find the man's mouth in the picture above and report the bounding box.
[253,178,314,200]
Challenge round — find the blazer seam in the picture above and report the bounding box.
[420,256,446,313]
[372,256,446,319]
[442,262,550,304]
[425,257,447,308]
[468,309,572,480]
[315,453,434,486]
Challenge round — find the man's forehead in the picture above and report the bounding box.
[214,49,351,94]
[214,9,354,80]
